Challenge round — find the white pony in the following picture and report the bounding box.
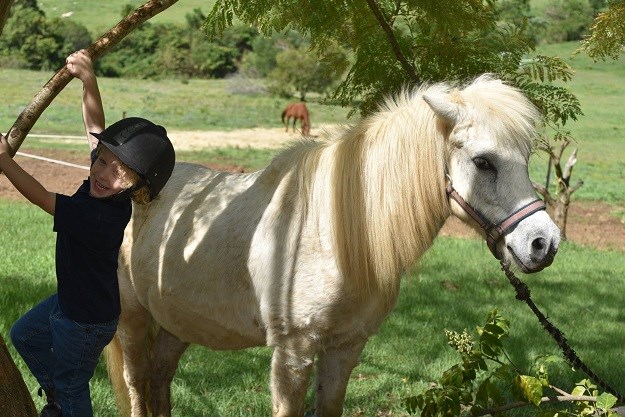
[106,75,560,417]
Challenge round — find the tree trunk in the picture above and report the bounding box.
[4,0,180,156]
[0,334,37,417]
[553,192,570,238]
[533,138,583,240]
[0,0,14,37]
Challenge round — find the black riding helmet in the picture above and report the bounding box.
[90,117,175,200]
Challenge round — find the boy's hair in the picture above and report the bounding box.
[94,145,151,204]
[90,117,175,201]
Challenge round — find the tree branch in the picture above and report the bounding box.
[364,0,420,83]
[569,180,584,194]
[0,0,15,37]
[4,0,179,156]
[562,147,578,183]
[532,181,555,205]
[473,393,606,417]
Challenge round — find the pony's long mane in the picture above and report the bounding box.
[332,84,451,303]
[271,76,540,304]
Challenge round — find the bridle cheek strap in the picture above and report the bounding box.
[446,183,546,259]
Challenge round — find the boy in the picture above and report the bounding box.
[1,50,175,417]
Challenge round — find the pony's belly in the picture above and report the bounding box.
[146,291,267,349]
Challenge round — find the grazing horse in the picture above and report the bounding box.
[281,102,310,136]
[106,75,560,417]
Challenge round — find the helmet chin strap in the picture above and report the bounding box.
[445,175,546,259]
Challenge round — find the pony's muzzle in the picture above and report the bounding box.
[505,226,560,273]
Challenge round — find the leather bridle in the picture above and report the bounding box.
[445,178,546,259]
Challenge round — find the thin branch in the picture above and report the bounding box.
[473,394,602,417]
[532,181,555,205]
[554,137,571,163]
[549,384,569,396]
[569,180,584,194]
[562,147,578,182]
[364,0,420,83]
[4,0,179,156]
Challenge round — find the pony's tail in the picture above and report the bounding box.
[281,109,287,124]
[106,320,160,417]
[105,334,131,417]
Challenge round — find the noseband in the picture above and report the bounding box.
[445,179,546,259]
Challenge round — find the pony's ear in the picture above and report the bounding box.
[423,94,461,126]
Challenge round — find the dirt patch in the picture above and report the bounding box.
[167,124,340,150]
[2,128,624,252]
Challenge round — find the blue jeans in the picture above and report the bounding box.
[10,294,118,417]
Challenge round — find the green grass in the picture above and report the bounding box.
[38,0,216,34]
[1,201,624,416]
[0,69,351,136]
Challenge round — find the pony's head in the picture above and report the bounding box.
[423,75,560,272]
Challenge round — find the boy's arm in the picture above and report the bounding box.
[66,50,104,151]
[0,135,56,215]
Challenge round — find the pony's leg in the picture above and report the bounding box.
[270,346,314,417]
[314,340,367,417]
[116,299,152,417]
[149,328,189,417]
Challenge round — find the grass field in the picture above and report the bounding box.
[1,201,623,416]
[0,70,351,135]
[38,0,217,34]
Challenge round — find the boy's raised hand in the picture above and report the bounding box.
[66,49,95,81]
[0,132,11,155]
[66,49,105,150]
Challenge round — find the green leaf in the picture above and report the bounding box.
[475,379,490,407]
[572,385,587,397]
[514,375,543,406]
[596,393,617,412]
[441,365,464,387]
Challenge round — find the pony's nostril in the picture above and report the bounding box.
[532,237,546,252]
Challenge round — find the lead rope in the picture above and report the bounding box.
[500,259,625,403]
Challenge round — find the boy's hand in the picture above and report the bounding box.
[0,132,11,156]
[66,49,95,82]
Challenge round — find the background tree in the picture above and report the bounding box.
[0,0,92,70]
[266,42,347,100]
[539,0,594,43]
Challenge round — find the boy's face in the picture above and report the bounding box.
[89,147,131,198]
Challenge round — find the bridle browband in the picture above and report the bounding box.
[445,178,546,259]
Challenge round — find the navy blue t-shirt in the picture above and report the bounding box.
[53,180,132,323]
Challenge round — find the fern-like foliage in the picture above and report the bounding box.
[577,1,625,61]
[205,0,583,127]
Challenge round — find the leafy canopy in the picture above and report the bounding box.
[205,0,581,123]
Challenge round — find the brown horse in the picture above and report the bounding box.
[281,102,310,136]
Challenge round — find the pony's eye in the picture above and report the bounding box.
[473,157,494,171]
